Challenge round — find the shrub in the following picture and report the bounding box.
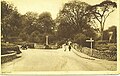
[95,40,108,45]
[27,43,34,48]
[45,45,52,49]
[73,42,117,61]
[1,43,21,55]
[73,33,88,47]
[57,39,66,46]
[19,32,29,41]
[95,45,109,51]
[95,41,115,51]
[28,31,42,43]
[109,46,117,51]
[12,42,26,45]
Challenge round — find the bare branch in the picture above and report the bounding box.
[93,13,101,23]
[102,9,114,29]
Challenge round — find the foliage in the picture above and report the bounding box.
[1,1,55,44]
[83,27,97,39]
[45,45,52,49]
[57,38,67,46]
[86,0,117,40]
[1,1,21,39]
[1,1,14,19]
[109,46,117,52]
[57,23,75,39]
[1,42,21,55]
[20,12,39,35]
[20,12,55,43]
[19,32,29,41]
[73,33,88,46]
[95,41,117,52]
[26,43,35,48]
[28,31,40,43]
[1,0,117,45]
[74,45,117,61]
[37,12,55,35]
[56,0,96,39]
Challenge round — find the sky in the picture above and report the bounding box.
[3,0,119,29]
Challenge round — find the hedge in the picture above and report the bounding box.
[72,43,117,61]
[1,43,22,55]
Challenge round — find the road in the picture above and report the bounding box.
[1,47,117,73]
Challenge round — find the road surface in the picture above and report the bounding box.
[1,47,117,73]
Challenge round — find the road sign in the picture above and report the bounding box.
[86,38,94,56]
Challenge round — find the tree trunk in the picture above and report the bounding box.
[100,22,104,41]
[100,31,103,41]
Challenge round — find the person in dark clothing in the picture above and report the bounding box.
[69,45,71,51]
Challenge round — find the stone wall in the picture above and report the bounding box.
[1,52,17,64]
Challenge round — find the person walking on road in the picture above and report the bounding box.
[68,45,71,51]
[68,41,72,51]
[63,43,67,51]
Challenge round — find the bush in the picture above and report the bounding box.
[27,43,34,48]
[19,32,29,41]
[45,45,52,49]
[57,39,66,46]
[12,42,26,45]
[1,43,22,55]
[95,45,109,51]
[95,42,117,51]
[95,40,108,45]
[109,46,117,51]
[73,33,88,47]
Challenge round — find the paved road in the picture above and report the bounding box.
[1,47,117,73]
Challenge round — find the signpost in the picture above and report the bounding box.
[86,38,94,56]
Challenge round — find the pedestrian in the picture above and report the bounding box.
[62,44,66,51]
[68,45,71,51]
[64,45,66,51]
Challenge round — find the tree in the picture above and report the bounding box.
[73,33,88,47]
[1,1,14,19]
[56,0,95,39]
[86,0,117,40]
[1,1,22,40]
[57,19,74,39]
[19,12,54,43]
[28,31,40,43]
[21,12,39,35]
[37,12,54,35]
[19,32,29,41]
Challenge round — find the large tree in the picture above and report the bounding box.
[1,1,21,39]
[56,0,96,39]
[20,12,39,35]
[86,0,117,40]
[37,12,54,35]
[19,12,54,43]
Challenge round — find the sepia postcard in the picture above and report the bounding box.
[0,0,120,75]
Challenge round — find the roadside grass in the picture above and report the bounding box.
[72,43,117,61]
